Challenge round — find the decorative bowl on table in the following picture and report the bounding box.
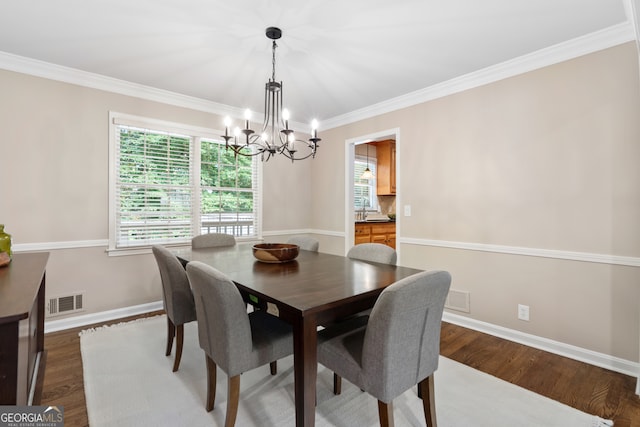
[252,243,300,263]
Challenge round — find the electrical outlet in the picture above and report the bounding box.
[518,304,530,321]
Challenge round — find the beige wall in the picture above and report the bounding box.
[312,43,640,361]
[0,69,311,317]
[1,42,638,365]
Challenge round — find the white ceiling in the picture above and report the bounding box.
[0,0,635,128]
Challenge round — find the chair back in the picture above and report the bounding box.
[186,261,253,373]
[192,233,236,249]
[362,270,451,402]
[347,243,397,265]
[152,245,196,325]
[287,236,319,252]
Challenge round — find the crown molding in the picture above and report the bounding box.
[0,52,304,130]
[322,22,636,130]
[0,21,635,132]
[0,51,240,117]
[623,0,640,60]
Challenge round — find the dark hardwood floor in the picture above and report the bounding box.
[41,315,640,426]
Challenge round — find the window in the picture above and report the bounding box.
[354,155,378,211]
[109,113,260,251]
[200,139,256,237]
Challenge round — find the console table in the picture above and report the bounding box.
[0,252,49,405]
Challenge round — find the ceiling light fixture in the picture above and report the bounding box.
[221,27,320,162]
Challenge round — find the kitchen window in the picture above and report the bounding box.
[108,112,260,252]
[354,155,378,211]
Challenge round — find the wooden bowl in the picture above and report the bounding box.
[252,243,299,263]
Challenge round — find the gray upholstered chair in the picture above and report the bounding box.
[185,261,293,427]
[344,243,397,320]
[347,242,397,265]
[287,236,320,252]
[318,270,451,427]
[152,245,198,372]
[192,232,236,249]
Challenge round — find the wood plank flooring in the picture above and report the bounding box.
[41,315,640,426]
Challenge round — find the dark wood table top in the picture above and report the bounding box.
[174,244,423,320]
[0,252,49,325]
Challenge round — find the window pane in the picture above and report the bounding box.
[198,140,258,238]
[201,189,221,214]
[219,165,237,187]
[354,157,377,210]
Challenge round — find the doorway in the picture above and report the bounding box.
[344,128,400,257]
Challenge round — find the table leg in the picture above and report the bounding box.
[293,315,317,427]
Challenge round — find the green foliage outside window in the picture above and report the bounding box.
[115,125,257,246]
[200,139,254,215]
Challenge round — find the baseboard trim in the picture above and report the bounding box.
[44,300,638,383]
[443,312,640,381]
[44,301,163,333]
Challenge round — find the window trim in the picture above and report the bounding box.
[108,111,262,254]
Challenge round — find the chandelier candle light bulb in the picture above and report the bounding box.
[220,26,321,162]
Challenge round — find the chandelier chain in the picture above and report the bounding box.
[272,40,277,82]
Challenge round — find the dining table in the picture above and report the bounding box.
[173,243,423,427]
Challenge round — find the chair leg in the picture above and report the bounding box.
[166,318,175,356]
[205,355,217,412]
[377,400,395,427]
[419,375,437,427]
[333,373,342,395]
[172,324,184,372]
[225,375,241,427]
[270,361,277,375]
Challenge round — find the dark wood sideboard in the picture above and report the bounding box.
[0,252,49,405]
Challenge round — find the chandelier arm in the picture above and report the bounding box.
[280,147,317,161]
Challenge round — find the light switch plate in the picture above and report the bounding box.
[404,205,411,216]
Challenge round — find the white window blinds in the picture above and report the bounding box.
[114,125,195,248]
[354,156,378,211]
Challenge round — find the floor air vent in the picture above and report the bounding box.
[445,289,470,313]
[48,293,84,317]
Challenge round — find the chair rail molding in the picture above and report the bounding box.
[400,237,640,268]
[13,239,109,252]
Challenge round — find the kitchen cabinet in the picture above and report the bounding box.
[355,223,371,245]
[354,222,396,249]
[376,139,396,195]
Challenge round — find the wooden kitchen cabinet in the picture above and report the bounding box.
[354,222,396,249]
[354,223,371,245]
[375,139,396,195]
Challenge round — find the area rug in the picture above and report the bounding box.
[80,315,613,426]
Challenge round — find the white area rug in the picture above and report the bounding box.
[80,315,613,426]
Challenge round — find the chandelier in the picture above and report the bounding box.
[221,27,320,162]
